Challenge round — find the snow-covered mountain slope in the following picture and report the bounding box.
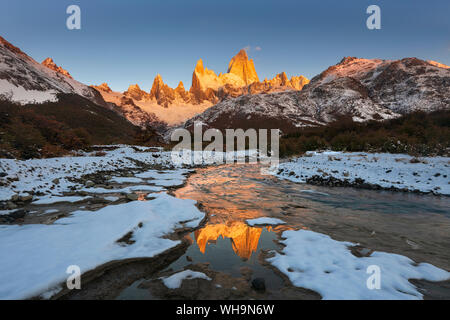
[310,57,450,114]
[0,36,105,106]
[184,57,449,132]
[0,36,165,155]
[0,35,169,149]
[185,91,331,133]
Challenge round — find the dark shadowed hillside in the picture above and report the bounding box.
[279,109,450,157]
[0,93,139,158]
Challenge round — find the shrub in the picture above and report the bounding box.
[279,110,450,157]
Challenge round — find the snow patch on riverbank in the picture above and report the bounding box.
[32,195,92,205]
[246,217,286,226]
[0,193,205,299]
[109,177,144,184]
[268,229,450,300]
[275,152,450,195]
[81,185,163,194]
[161,270,211,289]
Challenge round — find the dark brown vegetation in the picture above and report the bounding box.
[279,110,450,158]
[0,94,139,159]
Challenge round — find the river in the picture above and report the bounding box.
[117,163,450,299]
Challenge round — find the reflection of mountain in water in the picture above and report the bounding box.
[194,222,263,260]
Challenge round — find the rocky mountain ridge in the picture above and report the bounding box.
[0,36,105,107]
[184,56,450,133]
[41,58,73,79]
[94,49,310,125]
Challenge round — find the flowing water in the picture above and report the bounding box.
[118,163,450,299]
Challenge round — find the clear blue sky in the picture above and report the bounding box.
[1,0,449,91]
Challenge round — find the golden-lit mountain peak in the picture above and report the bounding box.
[93,82,112,93]
[195,59,205,74]
[227,49,259,85]
[189,49,308,103]
[127,83,142,91]
[175,81,185,91]
[41,57,73,79]
[124,83,150,101]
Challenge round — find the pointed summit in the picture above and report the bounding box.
[93,82,112,93]
[124,83,150,101]
[235,49,249,61]
[174,81,190,101]
[227,49,259,85]
[150,74,165,97]
[149,74,179,107]
[188,49,309,104]
[278,72,289,86]
[175,81,185,91]
[194,59,205,74]
[128,83,142,91]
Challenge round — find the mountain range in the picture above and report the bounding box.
[1,34,449,148]
[92,48,309,126]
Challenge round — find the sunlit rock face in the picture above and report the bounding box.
[245,72,310,95]
[227,49,259,85]
[289,75,310,90]
[189,49,309,103]
[148,74,179,107]
[124,83,150,101]
[194,222,262,260]
[427,60,450,69]
[41,57,73,79]
[93,82,112,93]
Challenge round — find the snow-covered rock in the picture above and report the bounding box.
[274,151,450,195]
[161,270,211,289]
[246,217,286,226]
